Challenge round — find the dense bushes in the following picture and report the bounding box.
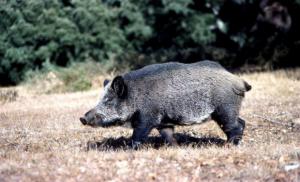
[1,0,300,85]
[0,0,128,84]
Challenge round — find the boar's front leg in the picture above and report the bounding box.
[131,116,157,150]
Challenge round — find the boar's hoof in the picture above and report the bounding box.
[131,141,141,150]
[226,119,245,145]
[228,135,243,145]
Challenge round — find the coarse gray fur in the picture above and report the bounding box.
[80,60,251,149]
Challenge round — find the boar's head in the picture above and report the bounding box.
[80,76,134,127]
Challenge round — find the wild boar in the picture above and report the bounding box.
[80,61,251,149]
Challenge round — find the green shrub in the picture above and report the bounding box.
[24,61,115,93]
[0,0,128,85]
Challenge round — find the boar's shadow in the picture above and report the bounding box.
[86,133,225,151]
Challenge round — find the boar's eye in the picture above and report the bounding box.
[102,94,115,104]
[103,96,112,103]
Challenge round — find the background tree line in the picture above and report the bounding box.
[1,0,300,85]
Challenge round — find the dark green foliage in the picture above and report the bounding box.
[1,0,300,86]
[0,0,127,85]
[0,0,218,85]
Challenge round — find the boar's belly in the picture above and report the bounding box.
[165,113,212,126]
[180,113,212,125]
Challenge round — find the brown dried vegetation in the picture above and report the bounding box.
[1,69,300,181]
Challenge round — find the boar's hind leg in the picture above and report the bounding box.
[212,105,245,145]
[158,126,178,146]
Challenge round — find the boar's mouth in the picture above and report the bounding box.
[100,119,124,127]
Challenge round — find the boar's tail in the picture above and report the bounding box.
[232,80,252,96]
[244,81,252,91]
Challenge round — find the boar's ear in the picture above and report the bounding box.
[103,79,110,87]
[111,76,127,98]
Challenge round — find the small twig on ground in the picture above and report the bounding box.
[252,114,287,126]
[252,114,300,131]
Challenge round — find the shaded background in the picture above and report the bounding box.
[1,0,300,86]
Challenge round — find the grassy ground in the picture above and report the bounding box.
[1,69,300,181]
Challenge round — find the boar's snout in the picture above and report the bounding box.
[79,109,103,127]
[80,117,87,125]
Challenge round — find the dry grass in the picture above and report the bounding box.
[1,69,300,181]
